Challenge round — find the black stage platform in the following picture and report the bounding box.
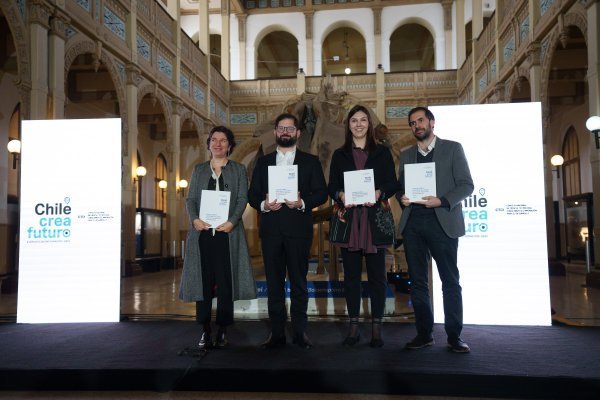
[0,320,598,398]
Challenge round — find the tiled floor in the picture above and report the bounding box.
[1,253,599,326]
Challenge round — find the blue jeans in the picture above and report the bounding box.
[403,212,463,340]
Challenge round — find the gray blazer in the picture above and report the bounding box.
[397,137,474,239]
[179,160,257,302]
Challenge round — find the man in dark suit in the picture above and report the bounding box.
[248,113,328,349]
[397,107,474,353]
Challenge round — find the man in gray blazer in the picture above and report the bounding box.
[397,107,474,353]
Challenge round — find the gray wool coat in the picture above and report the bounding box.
[179,160,257,302]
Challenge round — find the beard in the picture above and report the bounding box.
[413,127,432,142]
[276,135,298,148]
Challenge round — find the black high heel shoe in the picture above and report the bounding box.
[370,318,384,348]
[214,327,228,348]
[342,317,360,347]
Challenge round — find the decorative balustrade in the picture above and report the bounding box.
[474,13,497,60]
[457,52,473,89]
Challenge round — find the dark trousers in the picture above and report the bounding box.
[341,248,387,319]
[403,213,463,340]
[195,230,233,329]
[261,234,311,338]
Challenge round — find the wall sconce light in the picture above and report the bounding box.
[586,116,600,149]
[298,67,304,74]
[158,179,168,190]
[133,165,147,184]
[7,139,21,169]
[177,179,188,197]
[550,154,564,178]
[344,67,351,75]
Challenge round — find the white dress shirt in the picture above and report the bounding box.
[261,146,305,212]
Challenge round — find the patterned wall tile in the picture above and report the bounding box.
[194,86,205,105]
[503,36,515,63]
[478,72,487,93]
[158,54,173,79]
[385,106,411,119]
[218,107,226,123]
[104,6,125,41]
[520,16,530,42]
[541,0,555,16]
[231,113,258,125]
[180,74,190,94]
[137,35,151,61]
[17,0,26,16]
[76,0,91,12]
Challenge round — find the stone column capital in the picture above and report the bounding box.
[171,97,185,116]
[237,13,247,42]
[49,9,70,40]
[441,0,453,31]
[372,7,382,36]
[527,42,541,66]
[125,63,143,86]
[304,11,314,40]
[493,82,506,103]
[29,0,53,29]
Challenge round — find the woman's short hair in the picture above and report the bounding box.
[207,125,236,153]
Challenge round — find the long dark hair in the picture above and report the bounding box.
[342,104,377,153]
[207,125,236,154]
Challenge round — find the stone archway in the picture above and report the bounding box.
[506,66,531,103]
[64,37,127,122]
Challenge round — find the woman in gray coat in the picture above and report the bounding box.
[180,126,256,349]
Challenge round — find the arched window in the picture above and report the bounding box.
[155,154,168,212]
[256,31,298,78]
[210,34,221,71]
[561,127,580,197]
[389,24,434,72]
[322,27,365,75]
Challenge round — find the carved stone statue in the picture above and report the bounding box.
[250,74,388,180]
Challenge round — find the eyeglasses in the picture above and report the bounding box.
[408,117,427,127]
[276,126,297,133]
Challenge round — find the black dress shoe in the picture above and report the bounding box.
[369,337,384,348]
[198,332,212,349]
[260,333,286,349]
[342,334,360,347]
[405,335,434,350]
[292,333,313,349]
[447,338,470,353]
[214,331,228,348]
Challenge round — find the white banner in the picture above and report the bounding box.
[17,119,122,323]
[429,103,551,326]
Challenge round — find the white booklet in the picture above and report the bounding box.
[199,190,231,227]
[343,169,376,205]
[268,165,298,203]
[404,162,436,202]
